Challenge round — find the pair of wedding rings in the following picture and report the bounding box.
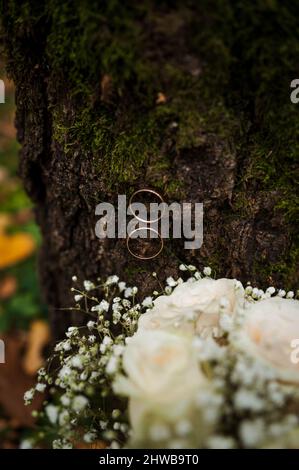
[126,189,165,260]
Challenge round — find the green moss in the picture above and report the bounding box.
[252,242,299,290]
[45,0,239,194]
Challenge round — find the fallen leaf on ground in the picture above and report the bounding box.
[75,441,107,449]
[0,167,9,184]
[0,232,35,270]
[0,276,17,299]
[1,120,16,139]
[0,332,45,428]
[0,214,12,233]
[22,320,50,376]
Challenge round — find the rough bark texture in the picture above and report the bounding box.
[1,0,298,339]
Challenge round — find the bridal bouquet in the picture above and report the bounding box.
[24,266,299,449]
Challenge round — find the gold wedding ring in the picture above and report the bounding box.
[128,188,165,223]
[126,227,164,260]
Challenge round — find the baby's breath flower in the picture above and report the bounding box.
[59,365,72,380]
[112,302,122,312]
[83,431,97,443]
[251,287,260,299]
[142,296,153,308]
[239,419,265,448]
[234,389,264,412]
[60,394,71,406]
[20,439,34,449]
[188,265,196,271]
[45,404,58,424]
[24,388,35,404]
[53,439,72,449]
[110,441,121,449]
[112,409,121,419]
[54,342,63,352]
[103,336,112,345]
[35,383,46,393]
[63,340,72,352]
[106,275,119,285]
[207,436,236,449]
[71,355,84,369]
[83,280,95,291]
[245,285,253,295]
[72,395,88,412]
[106,356,118,375]
[91,299,110,313]
[118,281,126,292]
[203,267,212,277]
[59,410,70,426]
[124,288,133,298]
[166,277,177,287]
[179,264,188,271]
[37,367,46,377]
[286,291,294,299]
[90,371,100,382]
[87,320,96,330]
[66,326,78,338]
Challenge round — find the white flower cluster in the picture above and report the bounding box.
[26,266,299,449]
[114,266,299,448]
[24,275,143,448]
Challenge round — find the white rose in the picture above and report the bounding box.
[138,278,244,337]
[234,297,299,383]
[113,330,208,445]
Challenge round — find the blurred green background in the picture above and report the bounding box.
[0,64,47,331]
[0,63,48,448]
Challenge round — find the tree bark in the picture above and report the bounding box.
[1,0,298,339]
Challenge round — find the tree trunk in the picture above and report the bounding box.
[1,0,298,339]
